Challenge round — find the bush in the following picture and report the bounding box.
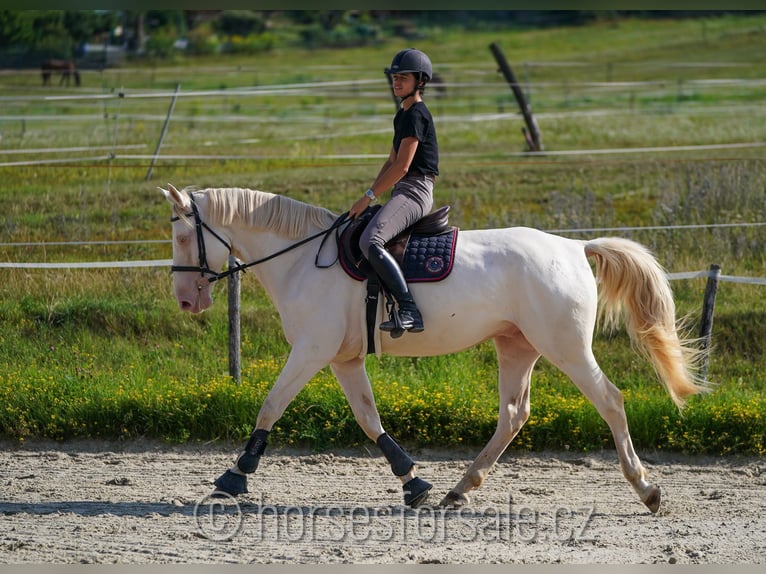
[145,31,177,58]
[299,23,379,48]
[223,33,276,55]
[187,23,220,56]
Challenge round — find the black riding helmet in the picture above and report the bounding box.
[385,49,432,97]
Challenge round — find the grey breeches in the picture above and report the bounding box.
[359,174,434,259]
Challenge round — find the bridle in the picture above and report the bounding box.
[170,197,348,287]
[170,199,232,286]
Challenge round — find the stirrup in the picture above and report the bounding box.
[381,293,406,338]
[380,305,423,336]
[399,308,424,333]
[380,312,406,338]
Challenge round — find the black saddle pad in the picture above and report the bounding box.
[398,231,458,282]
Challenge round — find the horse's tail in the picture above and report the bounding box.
[584,237,708,409]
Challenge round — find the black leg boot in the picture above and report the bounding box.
[367,244,424,333]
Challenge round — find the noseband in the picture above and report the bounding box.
[170,197,349,286]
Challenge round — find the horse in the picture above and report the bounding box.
[41,59,81,87]
[160,183,706,513]
[429,72,447,98]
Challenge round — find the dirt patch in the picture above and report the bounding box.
[1,440,764,564]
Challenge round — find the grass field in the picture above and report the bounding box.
[1,14,764,454]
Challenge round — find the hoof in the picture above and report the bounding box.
[642,484,662,513]
[439,490,469,509]
[212,469,248,497]
[403,476,432,508]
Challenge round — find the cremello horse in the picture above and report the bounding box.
[161,183,705,512]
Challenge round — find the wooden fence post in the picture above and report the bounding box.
[228,255,241,384]
[489,42,543,152]
[699,263,721,378]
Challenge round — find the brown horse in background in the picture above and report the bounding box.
[41,60,81,87]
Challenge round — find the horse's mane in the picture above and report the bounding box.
[198,187,338,239]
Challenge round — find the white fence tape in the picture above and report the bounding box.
[0,144,146,156]
[716,275,766,286]
[665,271,709,280]
[548,222,766,234]
[0,259,172,269]
[665,271,766,285]
[0,240,169,247]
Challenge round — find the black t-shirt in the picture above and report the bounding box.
[392,101,439,176]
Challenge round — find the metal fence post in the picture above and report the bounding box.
[699,263,721,379]
[228,255,241,384]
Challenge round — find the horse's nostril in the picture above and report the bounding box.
[180,300,193,311]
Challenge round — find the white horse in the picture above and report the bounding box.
[161,183,705,512]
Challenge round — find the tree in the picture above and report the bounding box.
[215,10,267,37]
[0,10,33,46]
[62,10,119,46]
[0,10,119,54]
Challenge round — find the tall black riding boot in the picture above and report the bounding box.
[367,244,424,333]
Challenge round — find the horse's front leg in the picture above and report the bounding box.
[331,357,432,508]
[212,347,329,497]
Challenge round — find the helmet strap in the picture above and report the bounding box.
[400,73,425,105]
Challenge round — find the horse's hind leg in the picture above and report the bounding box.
[331,357,432,508]
[441,333,539,508]
[546,349,661,513]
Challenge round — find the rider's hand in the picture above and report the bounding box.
[349,194,373,219]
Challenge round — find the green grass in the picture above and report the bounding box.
[1,14,765,454]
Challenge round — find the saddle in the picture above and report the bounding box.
[337,205,458,354]
[339,204,457,282]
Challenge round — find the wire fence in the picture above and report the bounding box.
[3,54,764,382]
[3,141,766,168]
[1,222,765,286]
[2,74,764,284]
[5,54,759,184]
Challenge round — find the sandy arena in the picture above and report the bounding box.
[1,440,764,564]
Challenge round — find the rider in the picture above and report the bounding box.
[348,48,439,334]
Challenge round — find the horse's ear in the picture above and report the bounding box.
[159,183,190,210]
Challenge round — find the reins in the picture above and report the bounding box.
[171,198,349,284]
